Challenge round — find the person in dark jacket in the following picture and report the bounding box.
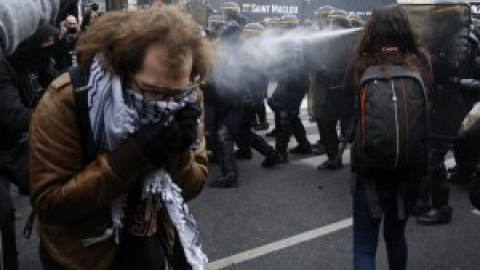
[54,15,80,72]
[0,23,58,270]
[55,0,79,27]
[345,6,432,270]
[0,0,60,56]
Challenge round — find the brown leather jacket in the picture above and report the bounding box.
[29,73,207,270]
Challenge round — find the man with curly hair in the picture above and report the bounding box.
[30,6,213,270]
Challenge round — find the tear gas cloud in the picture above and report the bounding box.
[209,27,361,94]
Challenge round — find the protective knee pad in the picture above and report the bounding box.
[217,125,233,142]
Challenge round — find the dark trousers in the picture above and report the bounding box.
[236,110,274,158]
[254,99,267,125]
[0,177,18,270]
[353,182,409,270]
[274,110,309,145]
[316,119,340,160]
[426,138,451,209]
[453,138,480,180]
[204,104,243,139]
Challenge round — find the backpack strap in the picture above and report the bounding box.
[24,67,97,240]
[68,66,97,162]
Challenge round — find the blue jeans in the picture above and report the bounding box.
[353,182,409,270]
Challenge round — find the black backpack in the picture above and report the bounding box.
[354,65,429,174]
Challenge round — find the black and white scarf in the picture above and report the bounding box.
[80,57,208,270]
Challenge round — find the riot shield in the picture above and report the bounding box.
[402,3,473,138]
[303,28,360,75]
[302,28,360,120]
[402,3,472,82]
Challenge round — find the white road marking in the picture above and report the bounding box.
[444,157,456,169]
[293,150,351,168]
[205,218,353,270]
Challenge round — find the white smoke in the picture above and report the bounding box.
[209,27,361,94]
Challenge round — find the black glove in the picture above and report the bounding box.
[132,121,182,166]
[174,103,201,151]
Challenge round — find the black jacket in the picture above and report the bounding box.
[0,53,57,150]
[269,40,309,113]
[429,33,476,138]
[0,53,32,150]
[54,33,78,72]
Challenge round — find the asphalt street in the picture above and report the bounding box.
[11,106,480,270]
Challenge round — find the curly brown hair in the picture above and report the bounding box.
[76,6,213,82]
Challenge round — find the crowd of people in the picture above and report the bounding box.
[0,0,480,270]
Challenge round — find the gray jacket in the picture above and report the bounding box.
[0,0,59,55]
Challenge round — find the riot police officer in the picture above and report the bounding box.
[448,22,480,186]
[220,2,246,28]
[268,14,312,162]
[234,23,282,167]
[205,17,243,188]
[417,4,471,225]
[243,23,270,131]
[307,9,355,170]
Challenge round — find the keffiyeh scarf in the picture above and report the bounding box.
[80,57,208,270]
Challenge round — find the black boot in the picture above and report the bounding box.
[254,122,269,131]
[317,159,343,171]
[416,206,452,225]
[312,141,326,156]
[290,113,312,155]
[289,143,312,155]
[266,128,277,137]
[235,149,252,160]
[449,168,475,186]
[245,131,281,168]
[235,135,253,160]
[411,199,430,216]
[210,173,239,188]
[209,126,239,188]
[261,152,283,168]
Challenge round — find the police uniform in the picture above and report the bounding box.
[417,5,472,225]
[307,9,355,170]
[268,15,312,162]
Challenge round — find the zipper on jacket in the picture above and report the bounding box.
[391,79,400,168]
